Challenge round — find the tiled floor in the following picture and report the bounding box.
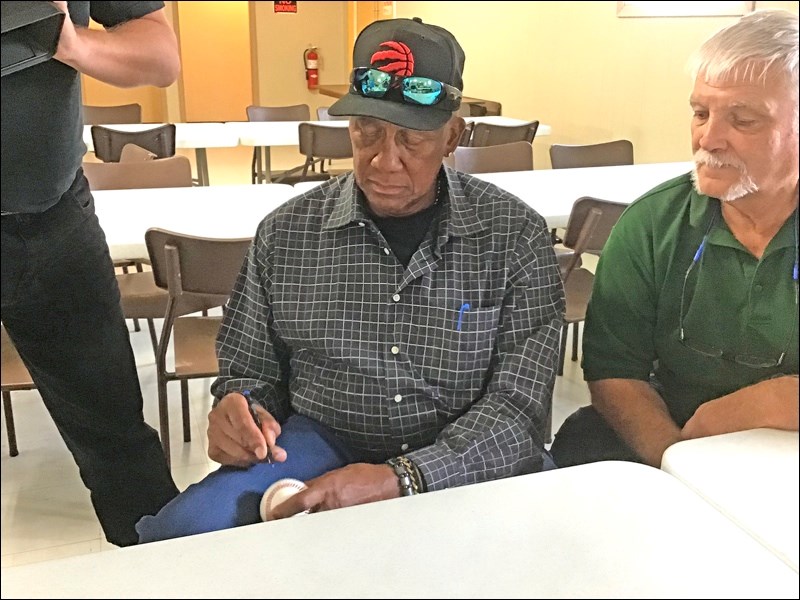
[0,148,592,567]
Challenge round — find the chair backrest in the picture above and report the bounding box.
[145,228,252,298]
[82,103,142,125]
[559,208,603,280]
[246,104,311,122]
[549,139,634,169]
[91,124,176,162]
[479,100,503,116]
[119,143,157,162]
[562,196,628,256]
[82,155,193,190]
[316,106,349,121]
[470,120,539,147]
[298,122,353,161]
[452,141,533,174]
[458,121,475,147]
[274,123,353,184]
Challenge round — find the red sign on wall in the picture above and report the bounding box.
[274,1,297,13]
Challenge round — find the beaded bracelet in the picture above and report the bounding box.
[386,457,418,496]
[396,456,424,494]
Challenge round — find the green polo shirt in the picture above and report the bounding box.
[582,172,798,426]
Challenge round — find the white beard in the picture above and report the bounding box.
[691,149,759,202]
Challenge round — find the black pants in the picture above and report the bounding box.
[549,405,644,468]
[1,172,178,546]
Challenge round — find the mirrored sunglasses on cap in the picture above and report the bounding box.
[350,67,462,110]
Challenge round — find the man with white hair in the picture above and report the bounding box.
[550,9,799,468]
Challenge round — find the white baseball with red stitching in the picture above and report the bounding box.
[260,478,309,522]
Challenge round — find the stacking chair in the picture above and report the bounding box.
[557,197,628,376]
[145,228,252,467]
[478,100,502,116]
[82,155,192,191]
[119,143,157,162]
[82,156,194,354]
[549,139,634,170]
[1,326,37,457]
[452,141,533,174]
[458,121,475,147]
[246,104,311,183]
[273,122,353,185]
[316,106,348,121]
[548,139,633,250]
[457,103,486,117]
[90,124,176,163]
[470,120,539,147]
[82,102,142,125]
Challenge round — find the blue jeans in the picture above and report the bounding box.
[1,171,178,546]
[136,414,356,543]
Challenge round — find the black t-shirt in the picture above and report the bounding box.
[363,175,447,268]
[1,1,164,213]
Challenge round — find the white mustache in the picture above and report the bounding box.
[691,149,758,201]
[693,149,747,171]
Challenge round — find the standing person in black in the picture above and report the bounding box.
[1,1,180,547]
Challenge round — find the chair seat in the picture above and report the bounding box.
[1,330,34,391]
[117,272,169,318]
[173,316,222,377]
[564,268,594,323]
[117,272,223,319]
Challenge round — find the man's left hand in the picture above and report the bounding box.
[267,463,400,520]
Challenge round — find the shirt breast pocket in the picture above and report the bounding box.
[430,304,501,391]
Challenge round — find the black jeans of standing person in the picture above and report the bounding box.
[1,170,179,546]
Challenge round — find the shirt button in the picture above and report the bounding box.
[383,247,390,255]
[401,443,409,451]
[392,293,401,302]
[358,221,365,227]
[394,394,403,403]
[754,284,763,292]
[391,345,400,355]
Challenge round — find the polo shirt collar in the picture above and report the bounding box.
[690,186,799,252]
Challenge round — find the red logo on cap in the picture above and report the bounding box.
[370,41,414,77]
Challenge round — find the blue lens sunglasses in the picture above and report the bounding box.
[350,67,462,111]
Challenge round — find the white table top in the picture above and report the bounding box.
[95,162,692,261]
[228,115,551,147]
[94,184,297,261]
[2,462,796,599]
[661,428,799,573]
[225,119,349,147]
[477,161,693,228]
[83,122,240,152]
[294,161,693,229]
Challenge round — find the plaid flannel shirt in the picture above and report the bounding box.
[212,167,564,491]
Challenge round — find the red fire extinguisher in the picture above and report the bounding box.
[304,46,319,90]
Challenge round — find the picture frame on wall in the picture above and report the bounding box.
[616,1,755,18]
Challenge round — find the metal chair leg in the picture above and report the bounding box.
[3,391,19,457]
[180,379,191,443]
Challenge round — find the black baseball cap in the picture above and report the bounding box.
[328,17,464,131]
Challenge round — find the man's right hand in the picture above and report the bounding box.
[207,392,286,467]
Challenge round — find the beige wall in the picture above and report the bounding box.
[393,1,798,167]
[177,1,253,122]
[82,0,797,170]
[250,1,349,117]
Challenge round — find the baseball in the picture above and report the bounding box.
[260,478,309,522]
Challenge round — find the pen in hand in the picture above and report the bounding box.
[243,390,273,465]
